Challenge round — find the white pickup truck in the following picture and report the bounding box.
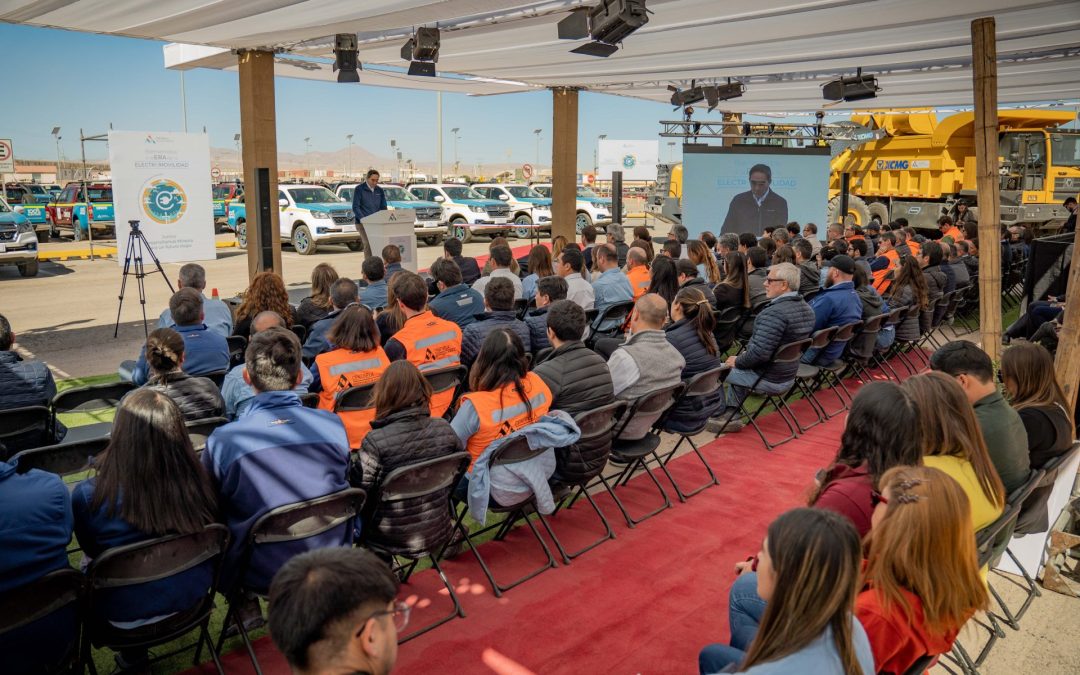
[407,183,511,243]
[275,185,362,255]
[471,183,553,239]
[530,184,612,232]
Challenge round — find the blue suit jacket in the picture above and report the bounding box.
[352,183,387,222]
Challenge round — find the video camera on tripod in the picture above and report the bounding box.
[113,219,175,338]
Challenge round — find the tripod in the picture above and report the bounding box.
[113,220,174,338]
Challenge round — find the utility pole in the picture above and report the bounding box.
[533,128,542,167]
[595,133,606,177]
[179,71,189,133]
[233,133,241,180]
[437,91,443,183]
[52,127,62,183]
[345,134,353,178]
[451,127,460,175]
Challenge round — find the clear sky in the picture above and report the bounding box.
[1,23,686,171]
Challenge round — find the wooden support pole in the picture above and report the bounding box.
[1054,231,1080,410]
[551,87,579,242]
[238,49,282,280]
[971,17,1002,362]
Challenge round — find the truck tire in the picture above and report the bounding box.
[421,235,440,246]
[826,195,871,228]
[292,224,317,255]
[449,217,473,243]
[511,213,533,239]
[346,241,364,252]
[18,259,39,277]
[35,228,50,243]
[235,221,247,249]
[576,212,593,233]
[868,201,889,224]
[72,218,84,242]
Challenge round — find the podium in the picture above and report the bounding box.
[359,209,417,272]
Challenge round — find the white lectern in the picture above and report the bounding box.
[359,209,417,272]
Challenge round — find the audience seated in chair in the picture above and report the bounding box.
[525,276,568,353]
[902,372,1005,532]
[383,271,463,418]
[885,256,929,345]
[625,246,651,300]
[359,257,389,311]
[124,288,231,386]
[533,300,615,417]
[745,246,770,307]
[303,278,361,361]
[920,241,948,309]
[428,257,484,329]
[607,294,685,401]
[801,255,863,365]
[697,508,874,674]
[461,277,532,367]
[295,263,338,329]
[647,255,680,310]
[857,466,987,675]
[473,244,523,300]
[521,244,555,302]
[222,311,313,419]
[930,342,1030,494]
[348,360,462,534]
[708,263,815,433]
[141,327,225,422]
[0,313,66,446]
[714,251,751,311]
[793,239,820,297]
[676,258,717,309]
[157,263,234,337]
[232,271,296,338]
[663,287,725,433]
[72,389,218,671]
[443,237,480,286]
[591,243,635,325]
[555,246,595,311]
[203,327,350,618]
[381,244,404,279]
[312,306,390,448]
[269,548,401,675]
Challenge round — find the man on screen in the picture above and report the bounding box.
[721,163,789,237]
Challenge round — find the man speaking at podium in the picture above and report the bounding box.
[352,169,387,223]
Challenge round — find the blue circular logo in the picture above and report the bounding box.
[141,179,187,224]
[622,154,637,169]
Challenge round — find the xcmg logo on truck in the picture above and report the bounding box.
[874,159,930,170]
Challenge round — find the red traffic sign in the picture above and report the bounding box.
[522,163,533,179]
[585,173,595,184]
[211,166,222,179]
[0,139,13,173]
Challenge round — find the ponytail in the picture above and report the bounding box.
[674,287,717,356]
[145,328,185,377]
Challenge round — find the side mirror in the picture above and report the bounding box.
[498,193,509,200]
[278,198,289,208]
[433,195,445,203]
[13,205,24,214]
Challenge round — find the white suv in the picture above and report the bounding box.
[531,184,612,232]
[471,184,553,239]
[277,184,361,255]
[408,183,510,243]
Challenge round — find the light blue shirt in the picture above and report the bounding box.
[221,362,314,419]
[521,273,540,301]
[741,619,874,674]
[591,267,634,330]
[158,295,233,338]
[359,279,388,310]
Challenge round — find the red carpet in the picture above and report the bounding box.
[190,378,884,675]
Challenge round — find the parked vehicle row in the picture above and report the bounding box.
[0,195,40,276]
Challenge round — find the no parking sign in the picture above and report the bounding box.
[0,139,14,173]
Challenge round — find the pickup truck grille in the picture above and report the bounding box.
[486,205,510,218]
[415,207,441,221]
[331,211,354,225]
[0,227,15,242]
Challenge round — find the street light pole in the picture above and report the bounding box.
[595,133,606,177]
[345,134,353,178]
[451,127,460,175]
[304,137,311,176]
[234,133,241,180]
[533,128,542,168]
[51,127,62,183]
[437,91,443,183]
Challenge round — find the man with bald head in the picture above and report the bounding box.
[606,293,685,401]
[221,310,315,418]
[625,246,650,300]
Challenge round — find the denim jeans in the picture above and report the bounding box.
[875,325,896,351]
[698,572,766,674]
[723,368,792,409]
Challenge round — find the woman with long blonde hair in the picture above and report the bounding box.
[688,239,721,285]
[698,509,874,674]
[234,271,294,337]
[901,372,1005,531]
[857,465,987,674]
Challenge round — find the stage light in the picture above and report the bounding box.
[704,81,745,111]
[823,69,880,102]
[559,0,649,58]
[403,27,440,76]
[333,33,361,83]
[668,82,705,109]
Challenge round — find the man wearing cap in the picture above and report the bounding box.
[802,254,863,365]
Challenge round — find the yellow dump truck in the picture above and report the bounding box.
[828,110,1080,229]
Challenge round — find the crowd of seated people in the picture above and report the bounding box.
[4,217,1076,675]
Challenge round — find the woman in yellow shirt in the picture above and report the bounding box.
[902,372,1005,532]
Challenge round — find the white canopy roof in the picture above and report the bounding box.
[5,0,1079,111]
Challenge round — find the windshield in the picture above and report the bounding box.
[0,198,9,213]
[27,185,49,196]
[443,186,484,200]
[383,186,416,201]
[506,185,542,199]
[577,187,599,198]
[86,188,112,201]
[1050,133,1080,168]
[287,187,341,204]
[212,186,233,199]
[533,185,551,197]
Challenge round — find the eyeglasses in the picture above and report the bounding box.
[358,601,411,634]
[764,277,784,284]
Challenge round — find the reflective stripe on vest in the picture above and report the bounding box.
[391,311,462,417]
[315,348,390,448]
[460,372,552,465]
[872,249,899,293]
[627,266,650,299]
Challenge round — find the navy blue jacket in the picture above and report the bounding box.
[429,283,485,329]
[664,318,725,432]
[525,306,551,352]
[460,311,532,366]
[0,351,65,450]
[352,182,387,222]
[453,255,482,286]
[132,324,230,386]
[72,478,213,623]
[202,391,351,592]
[808,281,863,364]
[303,308,344,361]
[735,293,816,383]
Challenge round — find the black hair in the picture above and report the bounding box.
[361,256,385,282]
[430,257,462,287]
[0,313,12,351]
[747,245,768,269]
[922,240,944,267]
[268,547,399,673]
[748,163,772,181]
[850,238,868,257]
[675,258,699,278]
[929,341,994,384]
[490,244,513,267]
[536,275,568,302]
[468,329,534,421]
[787,222,801,237]
[443,237,463,256]
[581,225,598,243]
[662,240,682,258]
[546,299,586,342]
[170,287,204,326]
[246,327,302,392]
[330,277,360,309]
[647,255,679,306]
[738,232,757,249]
[794,238,813,261]
[484,277,515,311]
[558,246,584,274]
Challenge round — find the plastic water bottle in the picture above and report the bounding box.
[212,287,219,299]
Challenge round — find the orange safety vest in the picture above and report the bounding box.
[391,310,463,418]
[943,226,965,242]
[459,372,552,468]
[906,239,922,258]
[315,347,390,448]
[871,249,900,294]
[626,265,650,299]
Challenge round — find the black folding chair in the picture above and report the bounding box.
[712,306,744,356]
[298,392,320,408]
[51,381,135,426]
[885,304,928,376]
[83,524,231,675]
[870,307,907,381]
[450,435,559,597]
[333,382,376,414]
[0,568,85,675]
[807,321,861,417]
[363,452,471,642]
[547,402,626,562]
[651,367,727,501]
[219,488,366,675]
[788,327,838,432]
[203,369,228,390]
[11,436,109,477]
[422,365,467,419]
[832,314,888,389]
[290,324,308,343]
[226,335,248,368]
[733,301,768,352]
[185,416,229,454]
[0,405,55,459]
[513,298,530,320]
[901,653,938,675]
[584,300,635,348]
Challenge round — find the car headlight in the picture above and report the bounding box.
[470,205,486,213]
[16,219,33,234]
[311,210,330,219]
